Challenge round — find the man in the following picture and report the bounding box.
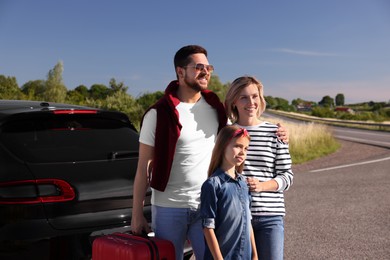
[131,45,287,259]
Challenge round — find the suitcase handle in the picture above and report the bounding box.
[115,232,160,260]
[124,230,149,238]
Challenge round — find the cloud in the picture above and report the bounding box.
[272,48,341,57]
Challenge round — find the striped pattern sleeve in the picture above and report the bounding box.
[242,122,294,216]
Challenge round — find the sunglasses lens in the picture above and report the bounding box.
[192,63,214,73]
[195,64,204,71]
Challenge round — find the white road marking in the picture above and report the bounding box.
[310,156,390,173]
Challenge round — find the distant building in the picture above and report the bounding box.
[296,102,313,112]
[335,107,355,114]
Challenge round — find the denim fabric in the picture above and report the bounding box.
[152,205,205,260]
[252,215,284,260]
[200,168,252,259]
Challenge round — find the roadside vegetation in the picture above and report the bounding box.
[0,62,227,131]
[1,61,388,128]
[263,118,340,165]
[288,122,340,165]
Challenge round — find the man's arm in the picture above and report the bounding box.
[276,123,289,143]
[131,143,154,235]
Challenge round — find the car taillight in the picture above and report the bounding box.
[0,179,75,204]
[52,110,97,114]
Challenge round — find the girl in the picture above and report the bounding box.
[200,125,258,260]
[225,76,294,260]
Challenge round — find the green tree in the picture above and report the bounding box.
[208,75,227,101]
[137,91,164,111]
[66,85,90,104]
[0,75,23,99]
[109,78,128,94]
[319,95,334,108]
[89,84,110,99]
[86,91,144,130]
[335,93,345,106]
[75,85,89,97]
[21,80,46,100]
[291,98,304,107]
[372,102,385,111]
[265,96,277,109]
[66,90,84,104]
[275,97,290,110]
[44,61,67,102]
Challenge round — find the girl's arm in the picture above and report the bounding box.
[250,225,258,260]
[203,228,223,260]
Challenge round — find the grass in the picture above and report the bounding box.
[263,118,341,165]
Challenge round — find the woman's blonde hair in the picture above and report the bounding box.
[225,76,266,123]
[207,125,250,177]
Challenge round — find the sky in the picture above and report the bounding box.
[1,0,389,104]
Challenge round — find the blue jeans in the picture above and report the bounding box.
[252,215,284,260]
[152,205,205,260]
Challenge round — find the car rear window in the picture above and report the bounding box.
[0,113,139,163]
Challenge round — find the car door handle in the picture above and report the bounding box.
[109,151,138,160]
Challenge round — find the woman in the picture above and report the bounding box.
[225,76,294,260]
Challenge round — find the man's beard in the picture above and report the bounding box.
[184,74,208,92]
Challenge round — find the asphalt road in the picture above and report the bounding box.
[332,126,390,149]
[285,140,390,260]
[264,112,390,260]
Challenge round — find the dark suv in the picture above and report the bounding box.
[0,100,151,259]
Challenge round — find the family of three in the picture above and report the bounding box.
[131,45,293,260]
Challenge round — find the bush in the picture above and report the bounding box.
[311,107,334,118]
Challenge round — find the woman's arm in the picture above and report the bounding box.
[247,177,279,192]
[203,228,223,260]
[247,124,293,193]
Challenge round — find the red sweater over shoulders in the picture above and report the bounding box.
[141,80,227,191]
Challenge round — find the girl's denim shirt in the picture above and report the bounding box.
[200,168,253,259]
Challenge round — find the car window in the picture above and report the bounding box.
[0,113,139,163]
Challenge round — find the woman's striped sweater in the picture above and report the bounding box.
[238,121,294,216]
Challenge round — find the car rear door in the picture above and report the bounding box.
[0,110,148,230]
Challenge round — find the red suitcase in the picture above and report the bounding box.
[92,232,175,260]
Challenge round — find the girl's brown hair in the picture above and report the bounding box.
[207,125,250,177]
[224,76,266,123]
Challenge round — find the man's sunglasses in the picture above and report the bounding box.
[184,63,214,73]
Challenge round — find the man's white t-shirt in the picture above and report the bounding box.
[139,97,219,209]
